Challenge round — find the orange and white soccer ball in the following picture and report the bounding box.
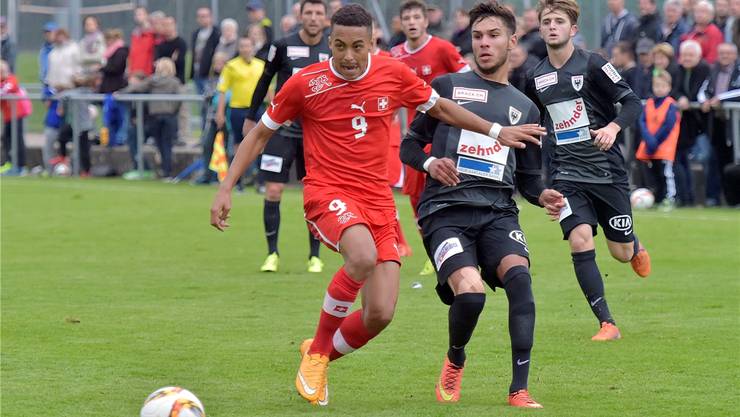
[630,188,655,209]
[140,387,205,417]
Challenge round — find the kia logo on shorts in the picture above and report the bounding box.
[609,215,632,231]
[508,230,527,247]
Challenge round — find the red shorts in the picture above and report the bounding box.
[304,188,401,264]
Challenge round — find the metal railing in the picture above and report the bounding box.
[1,92,740,176]
[1,92,204,176]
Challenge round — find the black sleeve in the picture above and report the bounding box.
[515,103,545,207]
[400,76,449,171]
[247,40,285,120]
[401,111,438,173]
[189,30,197,80]
[613,91,642,130]
[588,52,635,103]
[588,53,642,129]
[176,39,187,83]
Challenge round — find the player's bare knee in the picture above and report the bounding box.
[608,242,633,263]
[264,182,284,201]
[363,304,395,333]
[343,251,377,280]
[569,225,594,252]
[448,267,485,295]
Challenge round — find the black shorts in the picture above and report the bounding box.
[553,180,634,243]
[259,132,306,183]
[420,206,530,304]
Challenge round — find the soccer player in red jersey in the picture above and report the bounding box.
[210,4,544,406]
[391,0,471,273]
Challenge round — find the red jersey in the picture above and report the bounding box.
[261,54,438,209]
[390,35,468,86]
[374,48,404,187]
[391,35,468,123]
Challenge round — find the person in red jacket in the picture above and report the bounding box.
[128,6,156,79]
[681,0,725,64]
[637,69,681,209]
[0,60,30,175]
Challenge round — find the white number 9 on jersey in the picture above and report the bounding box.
[352,116,367,139]
[328,199,348,216]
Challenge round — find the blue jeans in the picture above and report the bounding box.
[151,114,177,177]
[673,149,694,206]
[112,103,129,147]
[690,134,721,203]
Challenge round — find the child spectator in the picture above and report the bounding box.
[42,85,64,173]
[637,70,681,210]
[120,58,183,179]
[0,60,31,175]
[56,75,96,177]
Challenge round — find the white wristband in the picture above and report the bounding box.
[422,157,437,172]
[488,122,503,140]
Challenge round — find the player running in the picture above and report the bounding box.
[401,2,561,408]
[245,0,331,274]
[526,0,651,341]
[210,4,544,406]
[391,0,471,274]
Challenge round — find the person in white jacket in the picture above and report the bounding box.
[46,29,81,91]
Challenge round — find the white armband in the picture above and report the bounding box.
[488,123,503,140]
[422,157,437,172]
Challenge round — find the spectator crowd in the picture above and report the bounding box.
[0,0,739,207]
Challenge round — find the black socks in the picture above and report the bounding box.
[309,231,321,259]
[572,250,614,325]
[263,200,280,254]
[503,265,535,393]
[447,293,486,367]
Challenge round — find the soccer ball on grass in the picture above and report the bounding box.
[140,386,205,417]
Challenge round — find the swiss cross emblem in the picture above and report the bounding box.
[422,65,432,76]
[378,96,389,111]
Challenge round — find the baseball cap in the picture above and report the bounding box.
[43,21,59,32]
[246,0,264,11]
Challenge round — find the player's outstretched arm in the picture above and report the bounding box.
[210,123,275,231]
[426,98,545,149]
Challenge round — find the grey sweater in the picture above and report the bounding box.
[121,75,183,115]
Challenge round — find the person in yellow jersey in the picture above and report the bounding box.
[215,33,265,187]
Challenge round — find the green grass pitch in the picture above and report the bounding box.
[2,178,738,416]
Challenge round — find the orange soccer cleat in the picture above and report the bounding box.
[298,338,328,406]
[296,349,329,405]
[435,357,465,403]
[508,389,543,408]
[591,321,622,341]
[630,244,651,278]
